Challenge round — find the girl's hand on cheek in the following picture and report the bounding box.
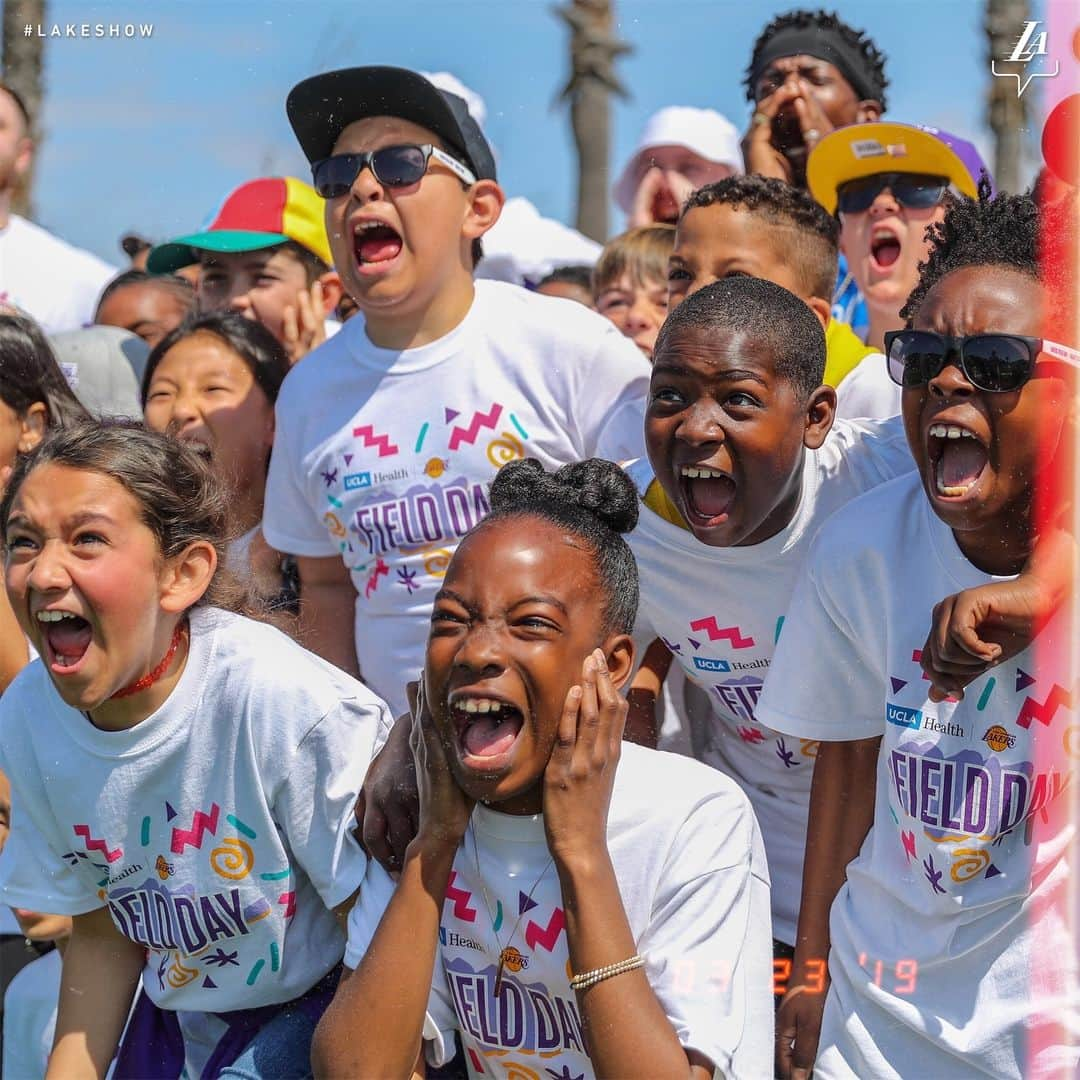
[410,679,474,853]
[543,649,624,870]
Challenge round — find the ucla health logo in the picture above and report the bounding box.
[344,472,373,491]
[693,656,731,673]
[887,703,923,730]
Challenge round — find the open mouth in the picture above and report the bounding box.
[928,423,989,499]
[353,221,403,268]
[678,464,737,526]
[450,696,525,768]
[36,609,93,674]
[870,229,902,270]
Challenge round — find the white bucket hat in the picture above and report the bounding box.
[614,106,744,212]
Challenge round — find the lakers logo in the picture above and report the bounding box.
[155,854,175,880]
[983,725,1015,753]
[499,946,529,973]
[424,457,449,479]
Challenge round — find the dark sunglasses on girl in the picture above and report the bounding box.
[884,330,1080,393]
[311,144,477,198]
[836,172,949,215]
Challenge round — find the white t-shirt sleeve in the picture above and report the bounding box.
[0,703,104,915]
[576,329,650,463]
[343,860,397,969]
[757,529,884,742]
[637,787,773,1076]
[834,352,902,421]
[262,405,338,558]
[342,861,458,1068]
[271,697,386,910]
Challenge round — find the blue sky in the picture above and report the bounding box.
[21,0,1052,265]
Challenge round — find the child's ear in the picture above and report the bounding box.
[17,402,47,453]
[803,385,837,450]
[316,271,344,315]
[159,541,217,614]
[603,633,636,692]
[462,180,506,243]
[805,296,831,331]
[855,99,883,123]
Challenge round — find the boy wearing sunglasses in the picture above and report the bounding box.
[762,184,1079,1077]
[807,123,987,354]
[264,66,650,717]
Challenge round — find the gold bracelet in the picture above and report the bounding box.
[569,954,645,991]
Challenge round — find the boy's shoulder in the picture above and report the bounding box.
[808,469,927,573]
[473,279,642,352]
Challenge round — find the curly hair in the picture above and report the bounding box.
[744,8,889,109]
[900,177,1077,326]
[682,175,839,299]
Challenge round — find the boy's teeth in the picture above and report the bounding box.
[37,610,76,623]
[929,424,976,440]
[681,466,725,479]
[457,698,503,714]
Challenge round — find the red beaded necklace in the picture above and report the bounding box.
[110,621,187,700]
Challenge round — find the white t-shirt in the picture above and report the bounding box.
[1,946,58,1080]
[0,608,391,1057]
[834,351,901,421]
[2,947,59,1079]
[347,742,773,1079]
[627,417,914,944]
[758,473,1080,1078]
[0,215,116,333]
[264,280,651,716]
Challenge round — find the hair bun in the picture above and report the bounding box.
[489,457,638,535]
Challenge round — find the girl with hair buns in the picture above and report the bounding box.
[0,422,392,1075]
[313,457,773,1079]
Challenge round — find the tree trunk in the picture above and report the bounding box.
[2,0,47,218]
[985,0,1030,195]
[555,0,631,242]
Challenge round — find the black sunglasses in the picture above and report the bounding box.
[884,330,1080,392]
[311,144,476,198]
[836,172,949,215]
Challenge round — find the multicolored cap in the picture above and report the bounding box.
[146,177,332,274]
[807,122,991,215]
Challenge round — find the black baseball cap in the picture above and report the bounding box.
[286,66,497,183]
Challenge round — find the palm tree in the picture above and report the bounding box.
[984,0,1030,194]
[554,0,632,242]
[2,0,47,217]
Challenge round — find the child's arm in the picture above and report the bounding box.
[921,526,1076,701]
[311,685,472,1079]
[46,906,144,1079]
[625,637,672,748]
[295,554,361,678]
[775,736,880,1080]
[546,652,712,1079]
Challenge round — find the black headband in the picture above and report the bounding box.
[751,27,880,104]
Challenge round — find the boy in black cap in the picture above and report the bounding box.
[266,67,650,718]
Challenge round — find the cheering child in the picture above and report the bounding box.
[314,458,773,1078]
[0,423,391,1076]
[762,184,1080,1076]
